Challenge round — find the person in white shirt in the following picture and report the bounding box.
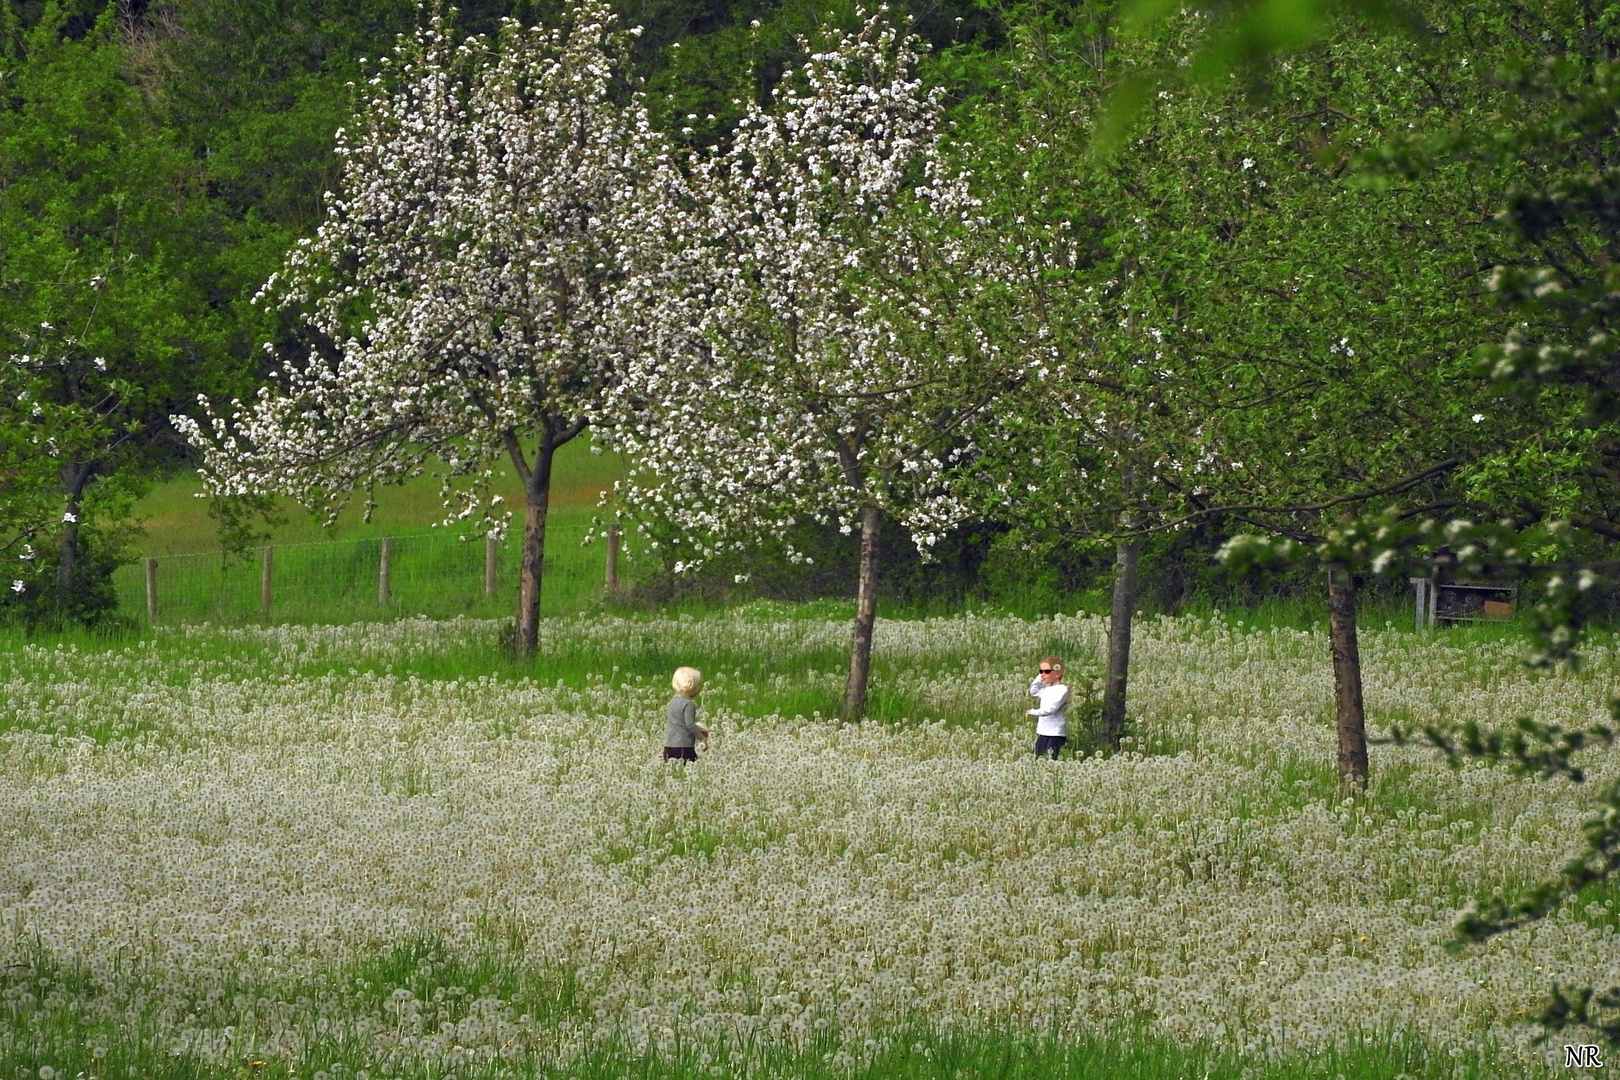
[1027,656,1070,759]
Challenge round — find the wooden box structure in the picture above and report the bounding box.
[1410,578,1516,629]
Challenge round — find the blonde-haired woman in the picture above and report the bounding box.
[664,666,710,762]
[1027,656,1070,759]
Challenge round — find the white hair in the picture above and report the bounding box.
[672,666,703,696]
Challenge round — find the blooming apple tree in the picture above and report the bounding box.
[177,1,658,654]
[611,13,1013,720]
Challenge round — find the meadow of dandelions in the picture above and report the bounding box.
[1,610,1617,1072]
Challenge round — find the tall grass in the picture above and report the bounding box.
[0,596,1572,748]
[4,1022,1524,1080]
[2,938,1527,1080]
[0,602,1102,730]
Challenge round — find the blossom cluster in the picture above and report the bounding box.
[607,12,1011,566]
[2,611,1616,1072]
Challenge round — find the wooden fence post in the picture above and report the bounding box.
[261,545,273,619]
[379,537,392,604]
[605,524,620,595]
[485,534,497,597]
[145,557,158,622]
[1410,577,1428,633]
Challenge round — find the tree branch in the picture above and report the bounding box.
[1128,458,1462,538]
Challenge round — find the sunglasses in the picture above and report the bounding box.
[1039,668,1056,674]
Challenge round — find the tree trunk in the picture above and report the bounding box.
[57,462,91,599]
[515,440,555,659]
[1326,565,1369,795]
[840,506,882,722]
[58,510,79,597]
[1099,532,1142,749]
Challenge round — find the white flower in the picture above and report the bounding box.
[10,580,24,593]
[0,611,1610,1072]
[1472,413,1484,423]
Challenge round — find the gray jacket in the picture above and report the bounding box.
[665,695,704,748]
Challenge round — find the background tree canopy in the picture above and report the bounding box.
[0,0,1604,632]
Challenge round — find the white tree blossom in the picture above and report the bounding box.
[611,12,1013,719]
[176,1,659,654]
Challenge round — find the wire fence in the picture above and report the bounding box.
[113,522,629,625]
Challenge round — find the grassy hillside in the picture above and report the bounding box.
[132,439,625,556]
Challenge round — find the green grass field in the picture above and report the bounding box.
[132,439,625,556]
[114,518,627,624]
[115,441,632,623]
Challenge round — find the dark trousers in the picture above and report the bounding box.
[1033,734,1067,759]
[663,746,698,762]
